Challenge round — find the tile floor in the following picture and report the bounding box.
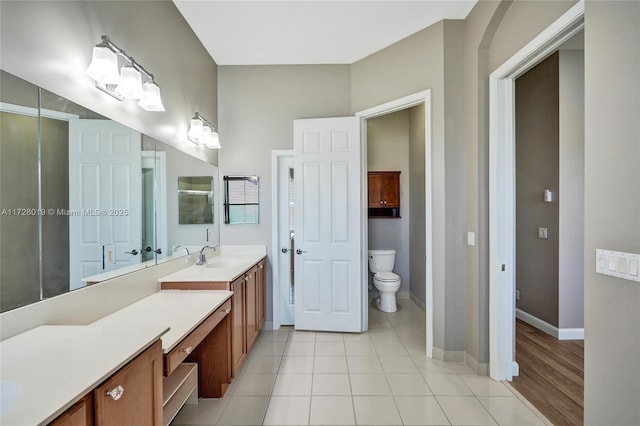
[172,299,548,425]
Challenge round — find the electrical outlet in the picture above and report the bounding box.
[515,290,520,301]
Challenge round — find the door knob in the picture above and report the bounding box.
[125,249,138,256]
[281,248,291,253]
[296,249,307,255]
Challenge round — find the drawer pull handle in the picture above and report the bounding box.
[183,346,193,355]
[106,385,124,401]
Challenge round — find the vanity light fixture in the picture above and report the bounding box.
[85,35,165,111]
[188,112,221,149]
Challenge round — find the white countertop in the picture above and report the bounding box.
[159,246,266,284]
[0,324,168,426]
[90,290,233,353]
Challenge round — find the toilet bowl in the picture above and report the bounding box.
[373,272,401,312]
[368,250,401,313]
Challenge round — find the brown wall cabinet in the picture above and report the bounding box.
[368,171,401,218]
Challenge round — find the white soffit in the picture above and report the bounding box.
[173,1,477,65]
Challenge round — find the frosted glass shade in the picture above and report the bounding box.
[138,82,165,111]
[115,66,143,99]
[201,126,212,145]
[188,119,203,142]
[85,46,120,84]
[206,131,221,149]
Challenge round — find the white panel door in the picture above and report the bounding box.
[68,119,141,289]
[293,117,361,332]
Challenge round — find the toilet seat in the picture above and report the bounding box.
[374,272,400,282]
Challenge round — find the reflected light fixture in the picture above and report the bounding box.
[85,35,165,111]
[188,112,221,149]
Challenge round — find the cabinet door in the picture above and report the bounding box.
[257,260,266,329]
[382,173,400,207]
[49,394,93,426]
[367,173,384,207]
[230,276,246,377]
[244,266,259,351]
[94,340,162,426]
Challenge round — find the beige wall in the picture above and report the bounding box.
[0,0,218,165]
[367,110,411,296]
[464,0,578,367]
[463,0,509,368]
[352,20,468,356]
[217,65,352,323]
[584,1,640,424]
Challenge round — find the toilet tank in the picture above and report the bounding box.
[368,249,396,273]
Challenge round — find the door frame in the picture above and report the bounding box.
[488,1,584,380]
[271,149,294,330]
[355,90,433,356]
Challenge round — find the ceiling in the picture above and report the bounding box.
[173,1,478,65]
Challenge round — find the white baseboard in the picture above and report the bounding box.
[432,347,465,362]
[558,328,584,340]
[465,352,489,375]
[409,293,426,312]
[516,309,584,340]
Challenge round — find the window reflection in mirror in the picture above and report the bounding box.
[0,70,220,312]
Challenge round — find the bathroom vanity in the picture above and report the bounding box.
[0,246,267,426]
[159,248,267,377]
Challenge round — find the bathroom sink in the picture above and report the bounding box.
[205,261,236,269]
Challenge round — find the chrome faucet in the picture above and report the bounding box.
[173,245,190,256]
[196,245,216,265]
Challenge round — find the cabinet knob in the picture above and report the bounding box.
[106,385,124,401]
[225,308,231,314]
[380,201,384,205]
[259,265,264,269]
[183,346,193,355]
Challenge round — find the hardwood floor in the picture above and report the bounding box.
[512,319,584,426]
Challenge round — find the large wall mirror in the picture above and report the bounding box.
[0,70,220,312]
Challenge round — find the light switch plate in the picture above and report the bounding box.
[467,232,476,246]
[538,227,548,239]
[596,249,640,283]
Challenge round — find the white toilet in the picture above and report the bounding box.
[368,249,401,313]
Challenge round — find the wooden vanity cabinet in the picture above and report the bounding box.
[245,265,260,351]
[257,260,266,329]
[50,340,162,426]
[230,275,246,377]
[49,394,93,426]
[160,257,267,379]
[94,340,163,426]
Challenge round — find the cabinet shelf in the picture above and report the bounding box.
[163,363,198,426]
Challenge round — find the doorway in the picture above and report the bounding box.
[272,90,434,357]
[489,2,584,381]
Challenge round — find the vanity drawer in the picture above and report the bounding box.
[164,299,231,376]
